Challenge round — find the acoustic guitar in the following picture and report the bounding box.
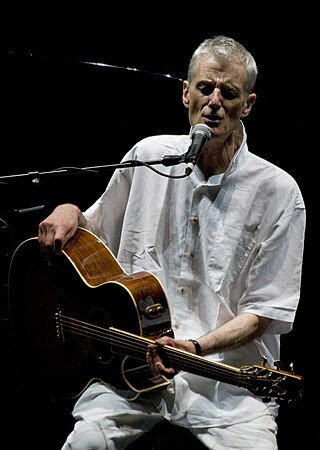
[7,227,303,404]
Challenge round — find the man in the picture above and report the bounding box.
[38,35,306,449]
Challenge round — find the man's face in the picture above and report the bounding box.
[182,55,256,139]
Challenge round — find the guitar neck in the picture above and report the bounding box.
[109,327,304,403]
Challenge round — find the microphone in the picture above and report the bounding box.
[184,123,212,175]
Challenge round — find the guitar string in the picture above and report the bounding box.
[57,313,285,394]
[58,314,241,382]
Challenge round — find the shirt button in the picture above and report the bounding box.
[185,252,193,259]
[174,322,181,329]
[180,287,186,294]
[192,216,199,224]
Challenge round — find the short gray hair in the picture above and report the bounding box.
[187,35,258,94]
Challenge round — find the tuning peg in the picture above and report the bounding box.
[260,355,268,366]
[274,360,282,370]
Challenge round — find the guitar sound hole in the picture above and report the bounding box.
[88,307,113,364]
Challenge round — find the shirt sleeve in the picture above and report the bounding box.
[239,188,306,334]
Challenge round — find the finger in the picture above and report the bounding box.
[53,238,64,255]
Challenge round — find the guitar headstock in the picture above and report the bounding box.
[239,364,303,404]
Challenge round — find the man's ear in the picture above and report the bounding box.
[241,93,257,118]
[182,80,190,108]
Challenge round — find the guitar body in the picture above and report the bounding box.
[7,228,172,401]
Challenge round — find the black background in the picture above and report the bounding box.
[0,2,318,449]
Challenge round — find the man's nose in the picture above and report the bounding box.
[208,88,222,107]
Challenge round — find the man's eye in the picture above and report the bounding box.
[220,87,238,100]
[199,85,214,96]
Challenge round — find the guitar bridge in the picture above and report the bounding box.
[55,310,65,341]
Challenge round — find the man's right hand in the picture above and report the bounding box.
[38,203,82,255]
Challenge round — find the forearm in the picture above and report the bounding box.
[198,313,271,357]
[152,312,272,373]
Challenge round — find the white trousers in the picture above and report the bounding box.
[61,382,278,450]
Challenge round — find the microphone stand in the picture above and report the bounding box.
[0,154,185,184]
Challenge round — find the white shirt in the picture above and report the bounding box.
[84,124,305,427]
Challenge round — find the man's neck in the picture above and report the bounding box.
[198,124,243,179]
